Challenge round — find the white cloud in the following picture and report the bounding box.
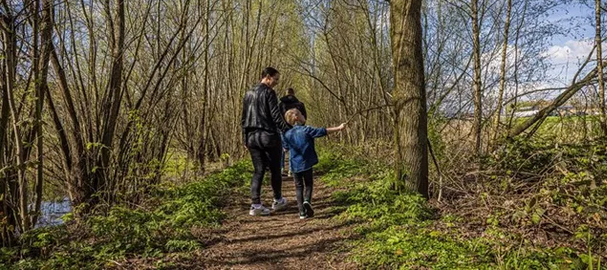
[541,39,594,65]
[539,39,596,88]
[482,44,520,75]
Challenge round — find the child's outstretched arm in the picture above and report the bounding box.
[326,123,347,134]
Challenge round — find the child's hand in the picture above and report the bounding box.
[327,123,348,134]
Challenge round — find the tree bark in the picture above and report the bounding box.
[508,67,598,138]
[471,0,483,156]
[31,0,54,228]
[96,0,125,204]
[492,0,512,147]
[596,0,606,136]
[2,12,28,232]
[390,0,428,198]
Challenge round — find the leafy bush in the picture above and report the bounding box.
[318,143,605,269]
[335,181,433,230]
[3,160,252,269]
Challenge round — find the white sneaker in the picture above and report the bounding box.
[249,205,271,216]
[272,197,288,211]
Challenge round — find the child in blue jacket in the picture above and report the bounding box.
[282,108,347,219]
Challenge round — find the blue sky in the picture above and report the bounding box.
[480,2,600,103]
[543,2,596,86]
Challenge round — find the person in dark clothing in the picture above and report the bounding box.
[278,88,307,176]
[279,88,307,119]
[241,67,292,216]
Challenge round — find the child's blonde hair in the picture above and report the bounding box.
[285,108,302,125]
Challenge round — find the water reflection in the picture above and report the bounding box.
[36,197,71,228]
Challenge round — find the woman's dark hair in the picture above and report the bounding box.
[261,67,279,79]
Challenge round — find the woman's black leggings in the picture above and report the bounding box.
[247,130,283,205]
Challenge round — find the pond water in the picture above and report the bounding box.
[35,197,72,228]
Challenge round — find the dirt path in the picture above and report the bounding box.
[190,176,359,270]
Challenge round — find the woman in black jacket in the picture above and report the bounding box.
[241,67,292,216]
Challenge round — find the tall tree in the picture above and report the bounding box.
[31,0,54,228]
[596,0,606,136]
[95,0,126,204]
[390,0,428,198]
[492,0,512,147]
[471,0,483,156]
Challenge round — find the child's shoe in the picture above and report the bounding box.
[303,201,314,218]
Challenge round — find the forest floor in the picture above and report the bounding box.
[128,175,361,270]
[7,143,606,269]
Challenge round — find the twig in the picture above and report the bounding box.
[427,138,443,202]
[543,215,574,235]
[109,260,123,266]
[344,104,392,124]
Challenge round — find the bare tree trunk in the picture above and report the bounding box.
[197,0,211,172]
[49,43,90,205]
[492,0,512,147]
[509,67,598,138]
[0,68,14,246]
[596,0,606,136]
[390,0,428,198]
[97,0,125,204]
[2,12,28,232]
[31,0,54,228]
[506,0,529,132]
[471,0,483,156]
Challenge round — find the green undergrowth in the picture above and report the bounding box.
[317,144,605,269]
[1,160,252,270]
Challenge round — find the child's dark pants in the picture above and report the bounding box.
[293,169,313,215]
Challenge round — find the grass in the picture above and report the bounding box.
[4,140,606,269]
[512,115,602,141]
[1,160,253,270]
[316,143,606,269]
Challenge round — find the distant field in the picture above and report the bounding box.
[438,115,601,147]
[512,115,601,140]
